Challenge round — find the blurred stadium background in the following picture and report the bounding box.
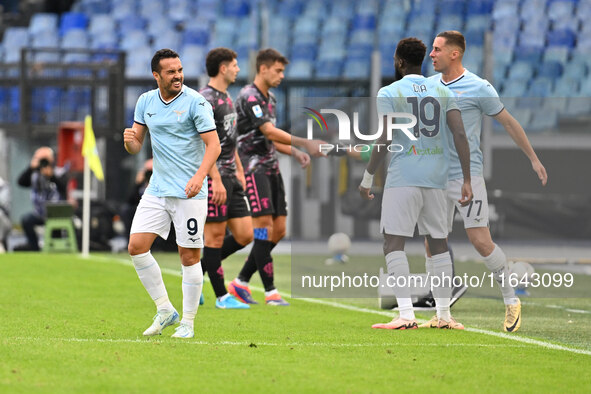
[0,0,590,251]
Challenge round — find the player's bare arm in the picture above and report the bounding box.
[446,109,473,206]
[494,108,548,186]
[359,117,390,200]
[234,150,246,189]
[185,131,221,198]
[274,141,311,168]
[259,122,327,157]
[208,161,227,206]
[123,123,148,155]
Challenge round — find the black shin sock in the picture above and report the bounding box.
[202,247,227,298]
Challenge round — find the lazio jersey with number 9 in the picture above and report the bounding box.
[134,85,216,199]
[377,74,459,189]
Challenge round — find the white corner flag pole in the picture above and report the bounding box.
[82,155,91,257]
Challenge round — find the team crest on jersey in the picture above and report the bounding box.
[173,109,186,122]
[252,104,263,118]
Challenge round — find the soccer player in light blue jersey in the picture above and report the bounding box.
[123,49,221,339]
[426,31,548,332]
[360,37,473,330]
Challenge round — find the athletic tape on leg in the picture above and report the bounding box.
[254,228,268,240]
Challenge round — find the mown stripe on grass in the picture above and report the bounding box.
[6,336,537,349]
[86,255,591,357]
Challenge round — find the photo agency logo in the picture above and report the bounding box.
[303,107,419,155]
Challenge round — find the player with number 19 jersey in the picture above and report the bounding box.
[377,74,458,189]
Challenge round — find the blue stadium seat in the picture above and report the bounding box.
[528,109,558,132]
[60,12,88,36]
[564,97,591,116]
[88,14,116,38]
[562,61,587,80]
[147,18,174,40]
[294,16,319,36]
[183,26,210,46]
[467,0,493,15]
[352,14,376,30]
[118,17,147,38]
[543,46,569,64]
[552,77,579,96]
[196,0,219,21]
[513,47,543,64]
[317,43,346,62]
[575,35,591,52]
[76,0,111,14]
[520,0,547,20]
[507,62,535,80]
[120,30,149,51]
[547,29,576,48]
[180,45,206,78]
[465,29,484,46]
[500,78,528,97]
[436,15,464,32]
[548,0,575,21]
[518,32,546,48]
[527,77,554,97]
[2,27,29,63]
[322,16,348,36]
[111,2,136,23]
[152,31,182,52]
[520,16,549,37]
[537,61,563,79]
[492,1,519,20]
[315,60,343,78]
[439,0,465,15]
[29,13,58,36]
[291,43,317,61]
[169,0,194,23]
[62,29,90,65]
[287,60,313,78]
[223,0,250,18]
[277,0,303,19]
[125,46,153,78]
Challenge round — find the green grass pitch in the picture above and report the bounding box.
[1,252,590,393]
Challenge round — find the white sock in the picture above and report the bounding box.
[264,289,279,298]
[181,263,203,327]
[218,293,231,302]
[131,251,174,313]
[483,245,518,305]
[235,278,249,287]
[386,250,414,320]
[428,252,453,321]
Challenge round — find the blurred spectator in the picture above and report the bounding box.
[0,0,19,13]
[17,147,68,251]
[44,0,74,14]
[0,176,10,253]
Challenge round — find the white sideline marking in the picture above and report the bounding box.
[86,255,591,356]
[523,301,591,315]
[7,336,534,349]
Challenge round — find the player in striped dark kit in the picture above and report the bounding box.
[228,48,327,305]
[199,48,252,310]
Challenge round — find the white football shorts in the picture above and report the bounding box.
[130,193,207,248]
[380,186,448,239]
[446,176,489,231]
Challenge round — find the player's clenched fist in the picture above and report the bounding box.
[124,127,143,154]
[123,128,137,143]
